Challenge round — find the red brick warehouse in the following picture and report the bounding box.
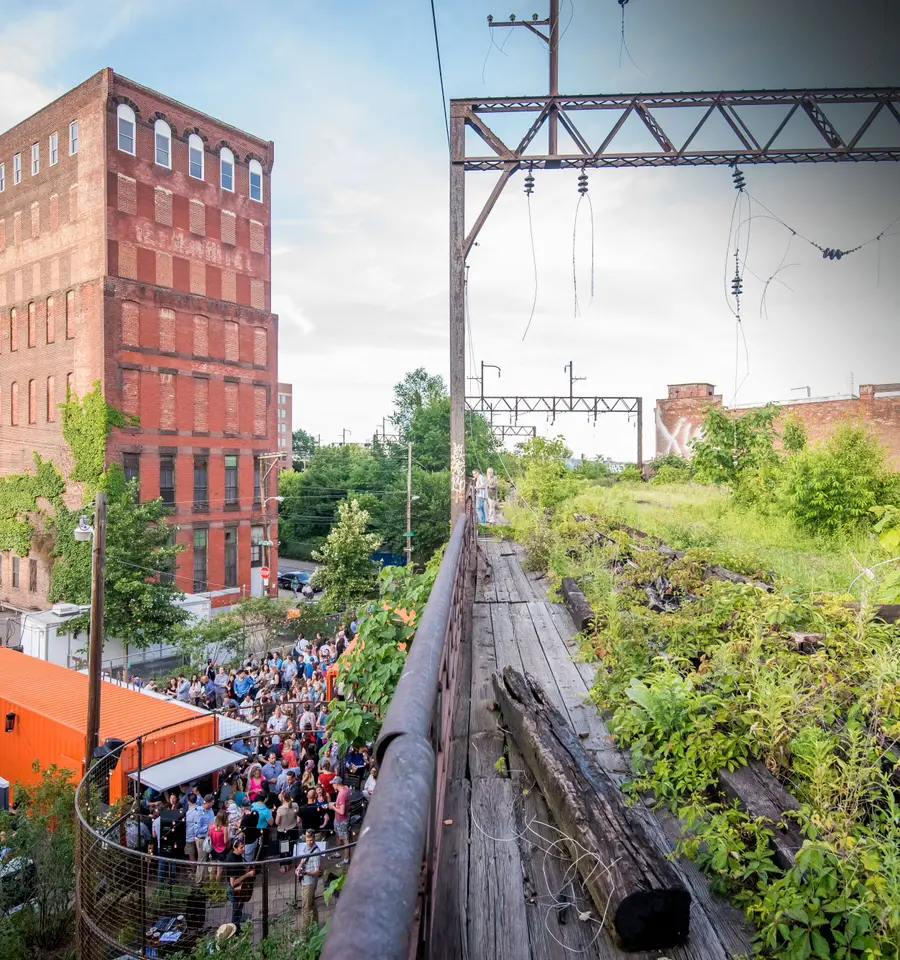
[0,68,281,611]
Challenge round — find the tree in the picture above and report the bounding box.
[49,474,189,650]
[230,596,294,655]
[780,413,807,454]
[311,499,382,611]
[405,396,497,472]
[292,428,318,471]
[390,368,447,436]
[690,405,780,487]
[176,613,243,667]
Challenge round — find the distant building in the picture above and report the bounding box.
[655,381,900,466]
[277,382,292,455]
[0,69,278,611]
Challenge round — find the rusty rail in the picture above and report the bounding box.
[322,495,475,960]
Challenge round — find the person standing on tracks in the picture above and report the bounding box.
[485,467,499,523]
[473,469,487,524]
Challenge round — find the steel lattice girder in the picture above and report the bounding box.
[452,88,900,170]
[490,424,538,439]
[466,396,640,419]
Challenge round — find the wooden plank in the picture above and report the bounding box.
[468,778,532,960]
[560,578,594,631]
[431,778,471,960]
[477,542,498,604]
[470,603,498,737]
[509,603,571,725]
[491,603,523,674]
[507,551,537,602]
[469,730,507,780]
[448,612,474,781]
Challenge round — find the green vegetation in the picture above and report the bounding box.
[503,420,900,959]
[310,499,382,612]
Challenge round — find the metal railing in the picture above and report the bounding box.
[322,496,475,960]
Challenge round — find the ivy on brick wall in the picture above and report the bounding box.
[0,456,66,556]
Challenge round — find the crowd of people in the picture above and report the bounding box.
[129,623,376,932]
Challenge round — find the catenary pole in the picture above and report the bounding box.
[450,109,467,526]
[406,442,413,566]
[548,0,559,155]
[84,492,107,770]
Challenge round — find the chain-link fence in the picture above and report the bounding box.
[75,707,366,959]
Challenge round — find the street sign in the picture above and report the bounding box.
[260,566,270,581]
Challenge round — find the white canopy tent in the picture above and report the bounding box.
[128,745,246,793]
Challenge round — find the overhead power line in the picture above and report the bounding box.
[430,0,451,151]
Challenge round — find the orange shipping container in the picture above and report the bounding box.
[0,648,215,802]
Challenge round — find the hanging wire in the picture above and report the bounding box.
[572,168,595,317]
[617,0,646,74]
[481,21,514,85]
[521,169,539,341]
[429,0,450,151]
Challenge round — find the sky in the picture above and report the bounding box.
[2,0,898,461]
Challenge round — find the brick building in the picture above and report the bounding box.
[277,382,292,456]
[0,68,280,611]
[655,381,900,467]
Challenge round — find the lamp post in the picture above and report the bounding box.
[262,495,284,596]
[75,493,106,771]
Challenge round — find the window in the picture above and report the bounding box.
[160,528,176,585]
[159,455,175,505]
[154,119,171,168]
[46,297,55,343]
[10,382,18,425]
[46,376,55,422]
[193,456,209,509]
[225,455,239,504]
[220,147,234,191]
[117,104,136,155]
[224,527,238,588]
[28,380,35,424]
[249,159,263,201]
[0,162,5,192]
[49,133,58,166]
[250,525,263,566]
[123,453,140,487]
[65,291,75,339]
[253,456,261,505]
[188,134,204,180]
[31,142,39,176]
[10,308,17,351]
[12,556,20,589]
[66,372,73,397]
[13,153,21,185]
[193,529,208,592]
[29,559,37,593]
[27,302,35,347]
[69,121,79,155]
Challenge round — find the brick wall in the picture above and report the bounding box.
[655,382,900,467]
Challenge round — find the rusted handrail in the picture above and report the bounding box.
[322,498,475,960]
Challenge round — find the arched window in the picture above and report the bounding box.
[220,147,234,191]
[248,159,263,202]
[188,134,204,180]
[117,104,136,155]
[154,120,171,168]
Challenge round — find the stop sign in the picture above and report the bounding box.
[260,566,270,581]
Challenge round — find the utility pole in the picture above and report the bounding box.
[83,492,106,771]
[564,361,587,404]
[480,362,501,402]
[406,442,413,567]
[342,428,352,446]
[636,397,644,472]
[257,453,284,597]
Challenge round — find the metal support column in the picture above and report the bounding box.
[450,110,467,526]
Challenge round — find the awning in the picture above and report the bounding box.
[128,745,246,793]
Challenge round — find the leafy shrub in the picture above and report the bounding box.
[616,465,642,483]
[779,424,898,535]
[780,412,807,454]
[691,405,779,487]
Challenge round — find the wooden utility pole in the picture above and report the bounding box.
[258,453,283,597]
[406,442,413,566]
[84,492,107,770]
[449,110,467,526]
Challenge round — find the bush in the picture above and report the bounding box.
[650,455,694,485]
[779,424,898,535]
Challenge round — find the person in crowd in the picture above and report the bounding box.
[126,814,151,851]
[299,703,317,735]
[346,745,366,777]
[295,829,322,927]
[276,791,300,872]
[226,794,243,836]
[303,649,318,681]
[226,838,255,930]
[313,785,332,834]
[151,805,176,884]
[203,673,217,709]
[246,764,265,803]
[294,634,309,658]
[188,674,204,706]
[328,776,352,866]
[298,789,322,835]
[281,739,298,772]
[267,705,289,740]
[473,468,488,524]
[282,655,298,689]
[233,669,254,701]
[209,810,230,881]
[485,467,499,523]
[301,759,317,793]
[176,674,191,702]
[318,759,336,798]
[239,798,261,862]
[214,666,229,708]
[363,765,377,801]
[185,793,215,883]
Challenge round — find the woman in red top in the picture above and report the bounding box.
[317,759,336,797]
[208,810,230,881]
[281,742,298,771]
[247,764,265,802]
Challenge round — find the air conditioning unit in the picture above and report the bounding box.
[52,603,83,617]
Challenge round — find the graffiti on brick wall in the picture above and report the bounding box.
[655,406,702,457]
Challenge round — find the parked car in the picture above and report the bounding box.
[0,856,35,916]
[277,570,317,591]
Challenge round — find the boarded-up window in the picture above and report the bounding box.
[221,210,236,245]
[28,379,35,423]
[156,251,173,288]
[224,321,239,362]
[27,302,36,347]
[32,263,41,297]
[253,327,266,366]
[160,372,175,429]
[250,279,265,310]
[119,241,137,280]
[65,291,75,338]
[11,381,19,425]
[249,220,264,254]
[31,202,40,237]
[117,174,137,214]
[122,369,139,416]
[194,377,209,432]
[221,270,236,302]
[0,219,5,255]
[49,194,59,231]
[224,381,238,435]
[193,315,209,356]
[69,183,78,221]
[29,558,37,593]
[46,296,55,343]
[189,199,205,236]
[190,260,205,296]
[46,376,55,422]
[159,308,175,352]
[154,186,173,226]
[253,385,267,436]
[13,211,22,245]
[10,308,18,350]
[50,257,59,290]
[121,301,139,346]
